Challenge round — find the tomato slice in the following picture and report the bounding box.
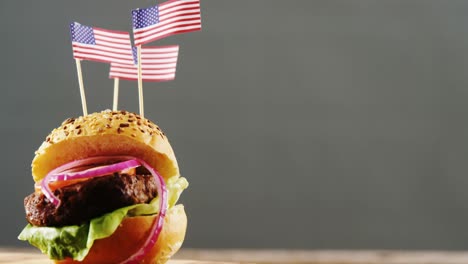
[35,178,89,193]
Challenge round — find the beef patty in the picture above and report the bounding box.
[24,173,158,227]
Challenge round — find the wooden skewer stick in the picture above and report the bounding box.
[75,59,88,116]
[137,45,144,118]
[113,78,120,111]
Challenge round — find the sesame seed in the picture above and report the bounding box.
[117,127,123,133]
[120,123,130,128]
[77,129,82,135]
[63,118,74,125]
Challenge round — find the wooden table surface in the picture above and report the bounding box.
[2,248,468,264]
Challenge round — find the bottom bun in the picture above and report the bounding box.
[55,204,187,264]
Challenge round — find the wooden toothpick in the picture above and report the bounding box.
[113,78,120,111]
[137,45,144,118]
[75,59,88,116]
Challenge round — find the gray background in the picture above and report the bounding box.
[2,0,468,250]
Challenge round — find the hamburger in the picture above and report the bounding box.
[18,110,189,263]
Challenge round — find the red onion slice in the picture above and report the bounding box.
[121,159,167,264]
[47,156,135,176]
[41,158,141,206]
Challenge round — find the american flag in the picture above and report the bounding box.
[70,22,133,64]
[109,45,179,81]
[132,0,201,46]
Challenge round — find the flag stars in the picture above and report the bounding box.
[132,6,159,29]
[70,22,96,45]
[132,47,138,65]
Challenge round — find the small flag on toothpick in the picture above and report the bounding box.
[70,22,133,63]
[109,46,179,81]
[70,22,134,113]
[131,0,201,118]
[132,0,201,46]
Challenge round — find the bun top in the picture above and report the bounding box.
[31,110,179,183]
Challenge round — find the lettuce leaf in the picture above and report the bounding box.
[18,177,188,261]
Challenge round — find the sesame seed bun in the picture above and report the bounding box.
[54,204,187,264]
[31,110,186,263]
[31,110,179,183]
